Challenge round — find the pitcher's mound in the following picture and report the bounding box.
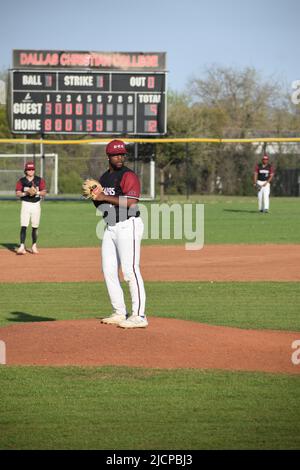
[1,318,299,374]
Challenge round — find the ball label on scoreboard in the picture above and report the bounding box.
[9,50,167,135]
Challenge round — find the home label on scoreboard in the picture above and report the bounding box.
[9,68,167,135]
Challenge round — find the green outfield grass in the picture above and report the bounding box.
[0,281,299,331]
[0,366,299,450]
[0,196,299,248]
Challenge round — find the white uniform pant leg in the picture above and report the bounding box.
[257,182,264,211]
[20,201,31,227]
[257,182,270,211]
[101,226,127,316]
[262,183,270,210]
[31,202,41,228]
[117,217,146,318]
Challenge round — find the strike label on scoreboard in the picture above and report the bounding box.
[9,70,167,135]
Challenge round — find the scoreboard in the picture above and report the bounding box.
[10,70,166,135]
[9,50,167,136]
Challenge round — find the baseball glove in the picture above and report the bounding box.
[254,183,262,192]
[26,186,37,197]
[82,178,104,200]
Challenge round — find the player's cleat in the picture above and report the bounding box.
[118,315,148,329]
[101,313,126,325]
[31,244,39,254]
[16,245,26,255]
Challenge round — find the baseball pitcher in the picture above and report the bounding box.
[83,140,147,329]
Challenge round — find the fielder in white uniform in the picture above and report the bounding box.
[15,161,47,254]
[253,154,274,213]
[92,140,147,329]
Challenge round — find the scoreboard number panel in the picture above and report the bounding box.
[10,70,167,135]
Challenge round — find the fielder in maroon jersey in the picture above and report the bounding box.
[15,161,46,254]
[253,154,274,213]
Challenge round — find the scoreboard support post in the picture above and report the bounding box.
[54,152,58,195]
[40,136,45,178]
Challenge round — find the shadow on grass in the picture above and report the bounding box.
[0,243,19,252]
[7,311,56,323]
[223,209,258,214]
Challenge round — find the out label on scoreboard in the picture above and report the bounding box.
[9,70,167,135]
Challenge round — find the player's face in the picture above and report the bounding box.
[26,169,35,177]
[109,154,125,170]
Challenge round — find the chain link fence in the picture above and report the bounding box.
[0,140,299,198]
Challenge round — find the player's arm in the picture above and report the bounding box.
[37,178,47,197]
[15,180,26,198]
[267,167,274,184]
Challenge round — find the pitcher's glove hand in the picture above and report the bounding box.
[82,179,104,200]
[26,186,38,197]
[254,183,261,192]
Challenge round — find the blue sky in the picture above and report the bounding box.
[1,0,299,92]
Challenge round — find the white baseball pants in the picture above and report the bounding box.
[257,181,270,211]
[20,201,41,228]
[101,217,146,318]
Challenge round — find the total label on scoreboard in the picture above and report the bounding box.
[9,70,167,135]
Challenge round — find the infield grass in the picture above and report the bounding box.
[0,366,299,450]
[0,196,299,248]
[0,281,299,331]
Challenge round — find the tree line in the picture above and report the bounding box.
[156,66,300,198]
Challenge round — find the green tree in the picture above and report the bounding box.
[185,66,287,195]
[187,65,280,138]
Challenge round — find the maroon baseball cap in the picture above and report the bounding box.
[24,161,35,171]
[262,154,269,161]
[106,139,127,156]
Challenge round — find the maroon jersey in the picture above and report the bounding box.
[255,163,274,182]
[94,166,140,225]
[16,176,46,203]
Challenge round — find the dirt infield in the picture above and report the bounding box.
[1,318,299,374]
[1,244,300,282]
[0,244,299,373]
